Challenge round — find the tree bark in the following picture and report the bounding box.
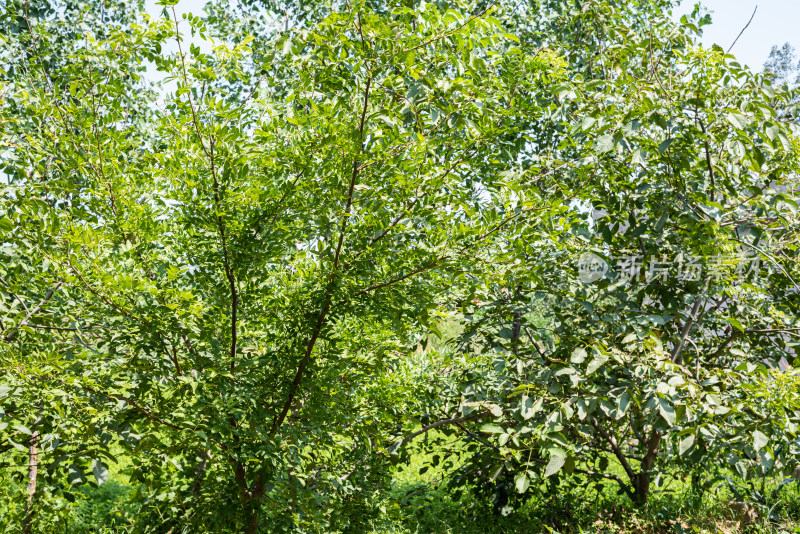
[192,449,210,497]
[240,471,266,534]
[632,429,661,505]
[244,504,259,534]
[22,414,41,534]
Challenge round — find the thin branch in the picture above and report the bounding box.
[24,324,80,332]
[345,148,474,268]
[65,256,138,321]
[455,420,499,451]
[746,327,800,334]
[726,6,757,55]
[208,138,238,368]
[169,12,238,368]
[524,326,547,356]
[572,466,634,498]
[0,276,30,314]
[394,0,499,57]
[350,257,441,299]
[83,385,184,432]
[590,418,636,483]
[731,237,800,291]
[697,118,716,202]
[393,412,490,449]
[171,7,210,159]
[670,280,709,364]
[4,281,63,342]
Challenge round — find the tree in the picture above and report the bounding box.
[2,0,799,530]
[412,5,800,509]
[1,0,554,529]
[764,42,800,87]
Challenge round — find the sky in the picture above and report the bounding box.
[675,0,800,70]
[145,0,800,74]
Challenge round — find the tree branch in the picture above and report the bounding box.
[573,466,634,498]
[271,76,372,435]
[82,384,185,432]
[697,118,716,202]
[393,412,490,449]
[350,256,442,299]
[395,0,499,57]
[208,138,238,368]
[726,5,757,54]
[670,281,709,364]
[4,281,63,342]
[590,418,636,483]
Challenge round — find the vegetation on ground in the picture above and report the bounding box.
[1,0,799,531]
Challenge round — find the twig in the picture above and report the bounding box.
[726,6,757,55]
[670,279,710,364]
[3,281,63,342]
[393,412,490,449]
[590,418,636,483]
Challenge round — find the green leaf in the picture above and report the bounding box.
[586,352,609,375]
[544,455,566,477]
[570,347,587,364]
[735,460,748,481]
[657,397,676,426]
[616,392,631,419]
[753,430,768,452]
[726,112,750,129]
[622,333,637,344]
[485,403,503,417]
[67,464,86,486]
[521,396,543,420]
[729,318,745,333]
[480,424,504,434]
[657,138,674,154]
[563,455,575,474]
[489,463,503,481]
[580,116,597,132]
[595,133,615,153]
[679,435,695,456]
[514,473,530,493]
[93,460,110,485]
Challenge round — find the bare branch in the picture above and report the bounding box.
[393,412,490,449]
[726,6,757,54]
[670,280,709,364]
[590,418,636,482]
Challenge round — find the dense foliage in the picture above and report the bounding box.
[1,0,798,532]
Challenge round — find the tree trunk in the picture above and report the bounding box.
[192,449,210,497]
[244,505,259,534]
[22,419,40,534]
[632,472,650,505]
[632,429,662,506]
[241,471,265,534]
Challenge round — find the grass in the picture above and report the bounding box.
[369,477,800,534]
